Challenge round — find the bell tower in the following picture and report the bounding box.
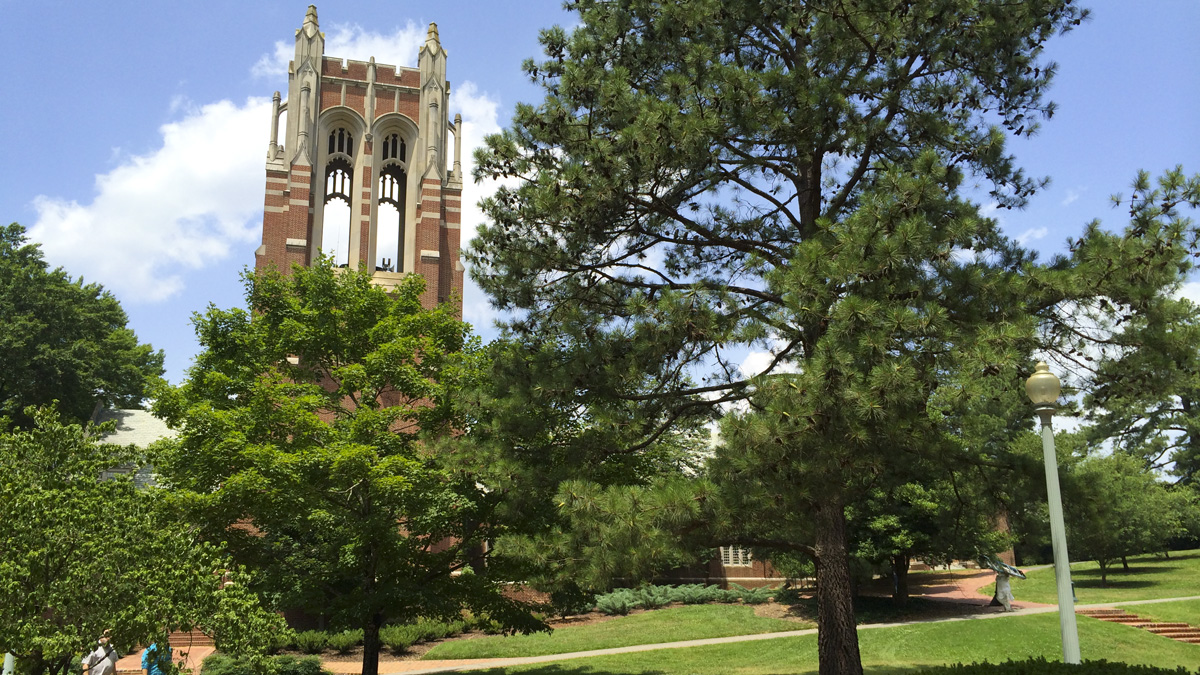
[256,5,465,310]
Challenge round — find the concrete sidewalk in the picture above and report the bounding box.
[380,594,1200,675]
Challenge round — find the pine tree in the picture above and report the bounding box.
[1082,170,1200,485]
[465,2,1123,673]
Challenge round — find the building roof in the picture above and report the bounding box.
[94,408,177,448]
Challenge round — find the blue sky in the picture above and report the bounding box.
[0,1,1197,384]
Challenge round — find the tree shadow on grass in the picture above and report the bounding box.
[474,665,931,675]
[1075,564,1181,578]
[783,596,990,625]
[472,662,667,667]
[1072,578,1159,590]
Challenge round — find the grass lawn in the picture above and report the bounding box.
[478,611,1200,674]
[1132,598,1200,626]
[980,549,1200,605]
[422,605,809,659]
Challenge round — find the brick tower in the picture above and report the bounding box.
[255,5,464,310]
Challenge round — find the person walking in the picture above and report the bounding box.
[141,642,172,675]
[82,635,118,675]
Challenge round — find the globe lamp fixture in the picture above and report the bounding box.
[1025,361,1061,407]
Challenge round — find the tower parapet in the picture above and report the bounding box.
[256,5,464,310]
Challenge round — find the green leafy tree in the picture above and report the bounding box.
[0,407,282,675]
[0,224,164,427]
[845,381,1034,605]
[152,260,543,675]
[1063,452,1194,584]
[465,2,1116,672]
[850,476,1010,606]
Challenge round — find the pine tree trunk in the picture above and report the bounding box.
[891,554,910,607]
[361,612,383,675]
[814,500,864,675]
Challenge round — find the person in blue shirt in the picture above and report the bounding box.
[141,642,172,675]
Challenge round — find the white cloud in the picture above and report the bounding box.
[1016,227,1048,246]
[252,19,506,331]
[252,21,427,78]
[1174,281,1200,306]
[28,21,505,317]
[979,201,1001,220]
[1061,188,1083,207]
[740,350,777,379]
[450,81,509,331]
[951,247,976,264]
[740,339,800,379]
[28,98,272,302]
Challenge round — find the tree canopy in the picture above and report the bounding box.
[1081,173,1200,487]
[460,2,1200,673]
[152,260,543,675]
[0,223,164,427]
[0,406,281,675]
[1063,451,1196,584]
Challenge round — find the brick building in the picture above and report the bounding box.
[255,5,464,311]
[253,7,788,594]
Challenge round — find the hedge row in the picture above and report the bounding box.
[201,654,326,675]
[269,616,480,655]
[594,583,777,615]
[913,659,1198,675]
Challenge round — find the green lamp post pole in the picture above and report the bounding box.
[1025,361,1081,664]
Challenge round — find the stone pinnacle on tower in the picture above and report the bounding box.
[302,5,320,37]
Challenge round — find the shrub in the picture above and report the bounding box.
[412,617,465,642]
[595,589,639,615]
[466,613,505,634]
[272,655,327,675]
[268,629,295,654]
[774,584,803,605]
[379,618,468,653]
[200,654,247,675]
[549,587,597,617]
[379,625,418,653]
[291,630,328,655]
[324,629,361,654]
[201,654,327,675]
[633,585,673,610]
[671,583,725,605]
[710,583,739,598]
[913,659,1194,674]
[731,584,775,605]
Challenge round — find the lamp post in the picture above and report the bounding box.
[1025,361,1081,664]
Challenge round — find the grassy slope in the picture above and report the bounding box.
[483,612,1200,674]
[980,550,1200,605]
[423,605,809,659]
[1133,598,1200,626]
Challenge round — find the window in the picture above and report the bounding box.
[328,127,354,157]
[381,133,406,163]
[376,165,406,272]
[322,157,353,267]
[719,546,751,567]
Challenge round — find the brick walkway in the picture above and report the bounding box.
[115,646,213,675]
